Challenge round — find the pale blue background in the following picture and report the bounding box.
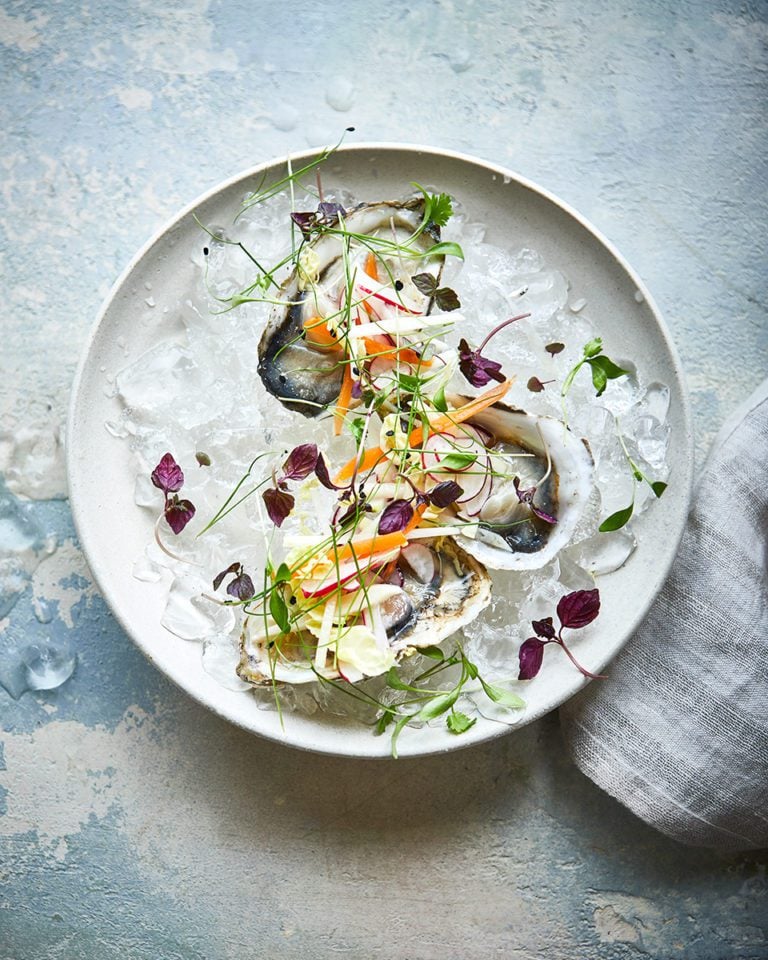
[1,1,766,958]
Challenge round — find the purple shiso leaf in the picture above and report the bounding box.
[378,499,414,535]
[165,496,196,534]
[282,443,319,481]
[518,637,545,680]
[151,452,185,494]
[513,477,557,525]
[290,211,315,237]
[315,453,341,490]
[556,588,601,630]
[531,616,556,640]
[226,572,255,601]
[213,562,241,591]
[263,487,295,527]
[428,480,464,508]
[317,201,346,223]
[458,338,505,388]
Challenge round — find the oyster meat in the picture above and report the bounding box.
[257,198,443,415]
[237,537,491,686]
[443,397,594,571]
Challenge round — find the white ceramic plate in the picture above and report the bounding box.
[68,144,693,758]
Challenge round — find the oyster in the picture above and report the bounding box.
[444,398,594,570]
[257,198,443,415]
[236,537,491,686]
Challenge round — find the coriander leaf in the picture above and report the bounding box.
[349,417,366,445]
[374,712,394,735]
[589,359,608,396]
[417,688,460,721]
[588,355,629,396]
[446,711,477,735]
[274,562,291,583]
[269,587,290,633]
[651,481,668,498]
[598,503,634,532]
[479,679,525,709]
[427,191,454,228]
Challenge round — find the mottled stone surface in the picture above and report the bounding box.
[1,1,766,957]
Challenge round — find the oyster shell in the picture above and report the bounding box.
[447,398,594,570]
[257,198,442,415]
[236,537,491,686]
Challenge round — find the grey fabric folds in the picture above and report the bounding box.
[561,382,768,850]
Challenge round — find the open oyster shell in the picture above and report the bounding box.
[257,198,442,416]
[236,537,491,686]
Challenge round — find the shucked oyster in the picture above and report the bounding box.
[257,198,443,415]
[237,537,491,686]
[441,398,594,570]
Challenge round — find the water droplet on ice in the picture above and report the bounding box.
[270,105,298,132]
[634,289,645,303]
[24,643,77,691]
[449,48,472,73]
[144,296,156,308]
[325,77,355,112]
[570,298,587,313]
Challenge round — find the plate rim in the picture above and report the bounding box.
[67,141,695,758]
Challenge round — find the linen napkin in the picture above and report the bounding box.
[560,381,768,850]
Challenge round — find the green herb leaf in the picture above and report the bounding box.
[479,679,525,709]
[651,481,668,498]
[269,587,290,633]
[427,192,454,228]
[386,666,411,690]
[349,417,366,445]
[588,359,608,396]
[390,713,413,759]
[446,711,477,735]
[598,503,635,532]
[274,562,291,583]
[425,241,464,260]
[463,658,479,680]
[411,272,437,297]
[417,688,460,722]
[396,372,422,394]
[433,385,448,413]
[375,711,394,735]
[435,287,461,312]
[583,337,603,359]
[439,452,478,471]
[419,645,445,661]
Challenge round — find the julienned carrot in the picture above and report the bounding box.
[365,252,379,281]
[332,531,407,564]
[407,379,513,447]
[334,379,513,482]
[361,337,433,368]
[404,503,428,534]
[333,363,354,436]
[335,445,386,483]
[303,314,340,350]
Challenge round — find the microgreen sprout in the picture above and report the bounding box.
[561,337,629,399]
[458,313,530,387]
[151,453,196,534]
[262,443,320,527]
[213,562,256,601]
[518,589,604,681]
[598,419,667,532]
